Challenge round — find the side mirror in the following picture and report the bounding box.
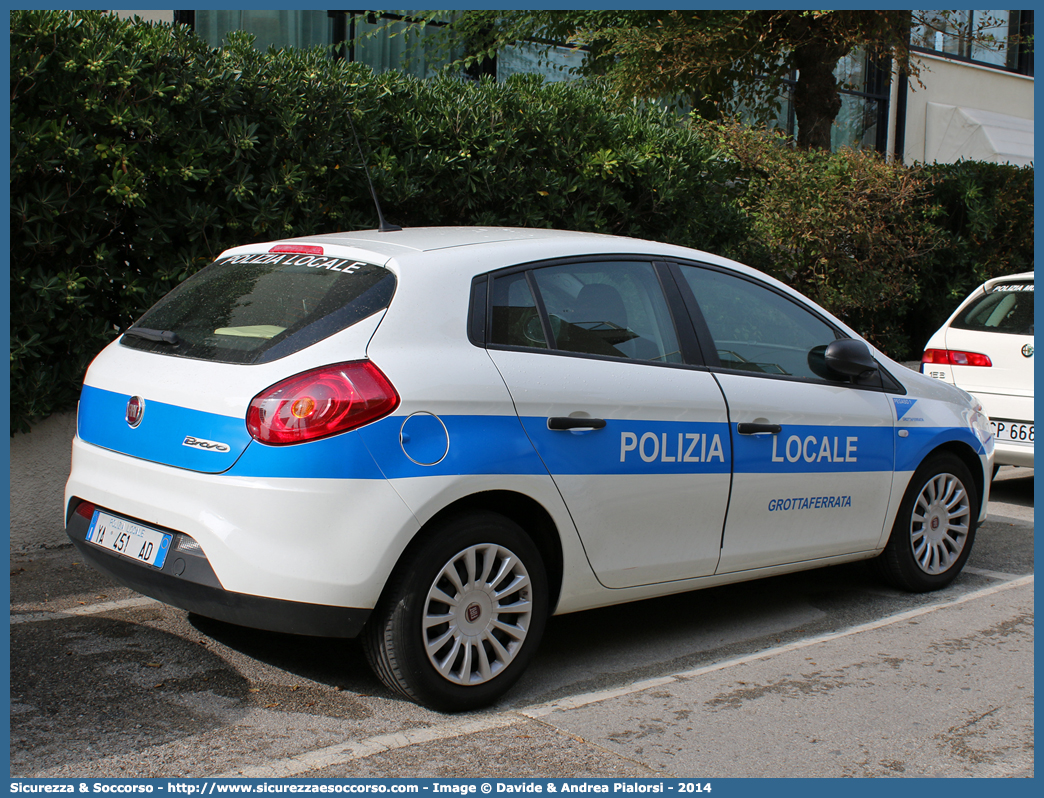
[808,339,879,380]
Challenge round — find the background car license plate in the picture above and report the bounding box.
[86,511,172,568]
[990,419,1034,444]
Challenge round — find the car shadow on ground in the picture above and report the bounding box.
[187,612,395,698]
[186,559,922,711]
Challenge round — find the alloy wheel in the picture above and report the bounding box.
[422,543,535,685]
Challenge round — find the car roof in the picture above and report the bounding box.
[216,225,827,325]
[311,224,618,249]
[259,227,625,259]
[224,226,736,265]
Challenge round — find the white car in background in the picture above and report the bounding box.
[922,272,1033,469]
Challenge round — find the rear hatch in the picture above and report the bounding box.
[944,278,1033,390]
[944,276,1033,420]
[78,244,396,473]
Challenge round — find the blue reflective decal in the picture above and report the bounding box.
[234,417,900,480]
[229,427,387,479]
[78,385,250,473]
[893,398,919,420]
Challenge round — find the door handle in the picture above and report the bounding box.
[548,417,607,431]
[737,422,782,435]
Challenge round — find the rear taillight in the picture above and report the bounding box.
[922,349,992,367]
[246,361,399,445]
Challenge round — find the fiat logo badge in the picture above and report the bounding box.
[126,396,145,428]
[1022,344,1034,358]
[465,604,482,623]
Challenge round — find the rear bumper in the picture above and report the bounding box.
[993,440,1034,468]
[65,435,422,612]
[974,390,1033,468]
[66,503,371,637]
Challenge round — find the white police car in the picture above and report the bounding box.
[921,272,1033,469]
[66,227,994,711]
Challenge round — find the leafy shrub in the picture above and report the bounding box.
[901,160,1034,352]
[378,73,752,251]
[699,121,942,358]
[693,123,1034,361]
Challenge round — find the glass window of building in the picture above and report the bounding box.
[734,48,890,153]
[496,42,587,83]
[185,10,457,79]
[348,12,454,80]
[193,10,333,51]
[911,10,1023,70]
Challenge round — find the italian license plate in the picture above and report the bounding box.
[990,419,1034,445]
[86,511,173,569]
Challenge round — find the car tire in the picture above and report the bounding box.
[363,511,549,712]
[875,453,978,592]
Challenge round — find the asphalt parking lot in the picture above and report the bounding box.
[9,468,1033,779]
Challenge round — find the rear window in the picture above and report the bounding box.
[951,281,1034,335]
[121,253,396,364]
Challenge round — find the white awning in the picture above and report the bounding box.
[925,103,1034,166]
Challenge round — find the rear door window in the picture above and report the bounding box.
[121,253,395,364]
[489,261,683,364]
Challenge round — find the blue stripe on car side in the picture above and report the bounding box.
[227,415,549,480]
[229,425,388,479]
[237,418,904,480]
[358,415,550,479]
[78,385,251,473]
[78,385,984,480]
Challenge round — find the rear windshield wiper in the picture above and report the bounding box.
[123,327,180,345]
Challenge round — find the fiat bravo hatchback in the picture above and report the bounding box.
[66,227,994,711]
[921,272,1033,469]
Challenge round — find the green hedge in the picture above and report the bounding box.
[701,122,940,359]
[902,160,1035,351]
[10,11,1034,433]
[698,123,1034,361]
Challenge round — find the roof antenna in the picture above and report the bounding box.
[347,111,401,233]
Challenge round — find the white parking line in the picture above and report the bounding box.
[218,714,522,778]
[223,574,1032,777]
[10,596,159,625]
[963,565,1026,580]
[521,574,1034,718]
